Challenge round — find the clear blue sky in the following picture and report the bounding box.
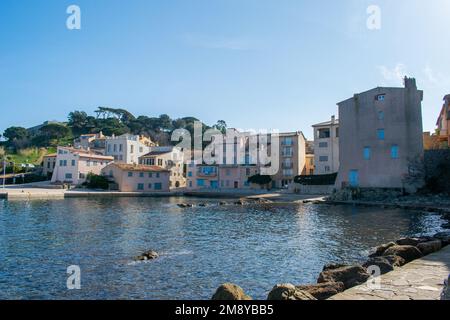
[1,0,449,140]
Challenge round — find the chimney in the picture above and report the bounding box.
[404,77,417,89]
[331,115,336,124]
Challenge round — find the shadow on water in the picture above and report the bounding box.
[0,197,444,299]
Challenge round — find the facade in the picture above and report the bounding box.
[42,154,57,178]
[436,94,450,148]
[139,147,186,189]
[312,116,339,175]
[105,134,152,164]
[305,154,315,176]
[51,147,113,185]
[271,132,307,188]
[73,132,106,152]
[186,162,259,190]
[335,77,424,190]
[102,163,170,192]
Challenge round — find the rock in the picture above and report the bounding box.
[417,240,442,255]
[442,223,450,229]
[383,245,423,263]
[396,237,434,246]
[135,250,159,261]
[234,200,245,206]
[383,255,406,267]
[177,204,187,208]
[211,283,252,300]
[322,263,348,272]
[363,257,394,275]
[369,242,396,257]
[198,203,207,207]
[267,284,316,301]
[219,201,227,206]
[317,265,370,289]
[433,231,450,246]
[296,282,345,300]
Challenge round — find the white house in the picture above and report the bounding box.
[51,147,113,185]
[105,134,154,164]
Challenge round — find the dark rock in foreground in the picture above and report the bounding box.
[433,231,450,246]
[396,237,434,247]
[363,256,394,275]
[417,240,442,255]
[212,283,252,300]
[369,242,396,257]
[135,250,159,261]
[267,284,316,300]
[383,245,423,263]
[317,265,370,289]
[296,282,345,300]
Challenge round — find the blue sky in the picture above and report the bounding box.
[1,0,449,140]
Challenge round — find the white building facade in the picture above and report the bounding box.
[312,116,339,175]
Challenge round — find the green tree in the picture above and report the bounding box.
[3,127,28,141]
[214,120,227,134]
[40,123,70,139]
[68,111,89,134]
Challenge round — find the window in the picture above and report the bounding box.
[130,145,134,154]
[47,162,51,169]
[113,144,117,152]
[335,127,339,138]
[188,172,193,177]
[86,160,91,167]
[65,173,72,179]
[154,183,162,190]
[139,147,143,153]
[119,144,123,152]
[378,111,384,120]
[376,94,386,101]
[107,144,111,152]
[189,181,192,188]
[148,172,153,178]
[71,160,75,166]
[156,173,160,178]
[226,169,231,176]
[363,147,371,160]
[128,172,133,177]
[319,142,328,148]
[139,172,144,178]
[79,173,85,179]
[93,161,98,166]
[318,128,330,139]
[391,145,399,159]
[148,183,152,189]
[158,159,163,166]
[246,168,251,176]
[325,166,330,172]
[377,129,385,140]
[283,137,293,146]
[197,179,205,187]
[282,147,293,157]
[137,183,144,191]
[319,156,328,162]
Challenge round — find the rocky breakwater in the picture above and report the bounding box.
[210,231,450,300]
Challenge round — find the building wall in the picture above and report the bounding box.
[139,148,186,188]
[313,118,339,175]
[102,164,170,192]
[271,132,306,188]
[335,79,424,190]
[51,147,113,185]
[105,135,150,164]
[42,156,56,177]
[304,154,315,175]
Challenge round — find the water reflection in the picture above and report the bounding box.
[0,198,444,300]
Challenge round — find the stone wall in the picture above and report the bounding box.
[290,183,335,195]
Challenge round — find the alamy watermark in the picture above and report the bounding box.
[67,265,81,290]
[66,5,81,30]
[367,5,381,30]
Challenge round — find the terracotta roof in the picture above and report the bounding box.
[110,163,170,173]
[43,153,57,158]
[59,147,113,160]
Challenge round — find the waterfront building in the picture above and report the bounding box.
[271,131,307,188]
[73,132,106,153]
[139,146,186,189]
[312,116,339,175]
[335,77,424,190]
[105,134,155,164]
[185,162,259,190]
[436,94,450,148]
[42,153,57,178]
[102,163,170,192]
[51,147,114,185]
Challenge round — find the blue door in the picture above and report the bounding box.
[349,170,359,187]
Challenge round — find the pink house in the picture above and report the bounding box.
[102,163,170,192]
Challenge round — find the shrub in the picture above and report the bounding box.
[85,173,109,190]
[248,174,272,186]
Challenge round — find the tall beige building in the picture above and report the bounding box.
[271,131,306,188]
[312,116,339,175]
[335,77,424,190]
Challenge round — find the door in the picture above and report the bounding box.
[349,170,359,187]
[234,181,239,189]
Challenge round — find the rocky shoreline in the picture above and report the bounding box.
[211,227,450,300]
